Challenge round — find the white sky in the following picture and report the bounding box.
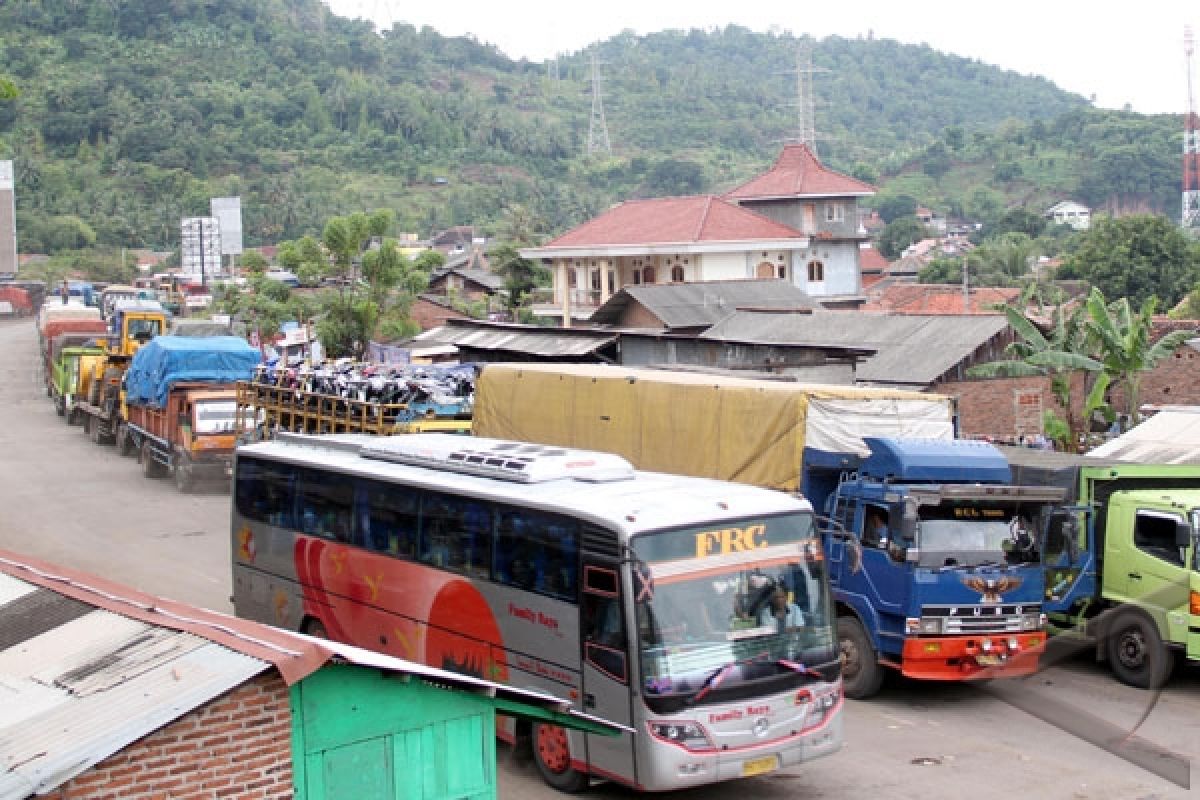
[325,0,1198,115]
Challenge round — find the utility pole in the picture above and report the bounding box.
[586,50,612,157]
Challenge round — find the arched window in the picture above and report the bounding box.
[807,260,825,282]
[755,261,775,279]
[671,266,685,282]
[643,266,656,284]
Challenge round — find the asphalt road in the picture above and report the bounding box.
[0,317,1195,799]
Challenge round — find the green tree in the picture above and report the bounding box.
[490,243,549,314]
[240,250,268,275]
[0,76,17,101]
[1084,288,1197,424]
[878,216,927,260]
[875,193,918,224]
[1058,215,1200,308]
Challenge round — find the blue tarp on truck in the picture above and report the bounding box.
[125,335,261,408]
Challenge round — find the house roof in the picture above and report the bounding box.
[431,266,504,292]
[864,284,1022,315]
[859,247,889,273]
[530,195,806,253]
[702,310,1010,386]
[413,319,617,358]
[589,279,818,329]
[0,550,621,797]
[723,144,876,201]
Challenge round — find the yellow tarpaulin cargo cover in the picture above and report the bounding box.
[474,363,956,492]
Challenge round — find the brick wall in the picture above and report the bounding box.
[45,671,293,800]
[411,296,467,330]
[939,344,1200,439]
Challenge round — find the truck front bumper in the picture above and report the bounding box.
[900,632,1044,681]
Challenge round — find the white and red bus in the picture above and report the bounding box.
[231,433,843,791]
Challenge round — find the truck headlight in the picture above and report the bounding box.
[1020,613,1042,631]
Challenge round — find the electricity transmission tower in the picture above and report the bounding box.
[1183,26,1200,232]
[792,41,826,156]
[587,51,612,157]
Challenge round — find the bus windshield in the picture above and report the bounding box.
[630,513,835,706]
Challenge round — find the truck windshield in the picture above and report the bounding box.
[913,503,1038,568]
[630,514,836,707]
[194,400,245,434]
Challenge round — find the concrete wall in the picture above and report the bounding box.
[45,672,293,800]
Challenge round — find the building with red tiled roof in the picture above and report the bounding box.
[859,246,889,290]
[522,145,875,324]
[862,283,1023,315]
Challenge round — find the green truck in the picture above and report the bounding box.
[48,335,106,423]
[1004,447,1200,688]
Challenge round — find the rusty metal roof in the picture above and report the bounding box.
[413,319,616,357]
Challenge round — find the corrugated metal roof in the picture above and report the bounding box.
[0,598,266,800]
[591,280,818,329]
[1087,409,1200,464]
[703,310,1009,386]
[415,321,615,357]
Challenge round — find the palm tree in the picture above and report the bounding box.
[1084,288,1197,425]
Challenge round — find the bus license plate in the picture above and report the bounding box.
[742,755,779,777]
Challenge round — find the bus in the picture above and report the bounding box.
[231,433,843,792]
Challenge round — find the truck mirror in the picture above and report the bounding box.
[904,547,919,564]
[1176,520,1191,548]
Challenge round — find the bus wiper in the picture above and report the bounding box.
[690,661,738,704]
[777,658,823,679]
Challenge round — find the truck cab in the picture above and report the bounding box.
[809,437,1065,697]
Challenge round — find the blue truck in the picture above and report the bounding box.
[806,437,1066,697]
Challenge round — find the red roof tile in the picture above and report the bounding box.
[724,144,876,200]
[866,284,1021,315]
[859,247,889,272]
[541,195,804,248]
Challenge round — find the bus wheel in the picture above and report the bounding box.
[838,616,884,699]
[532,722,588,793]
[303,617,329,639]
[1106,610,1174,689]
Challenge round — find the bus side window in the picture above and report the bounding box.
[296,469,355,544]
[364,480,419,557]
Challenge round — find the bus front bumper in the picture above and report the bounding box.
[900,632,1044,681]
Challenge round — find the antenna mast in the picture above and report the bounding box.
[797,41,819,156]
[1184,26,1200,232]
[587,51,612,157]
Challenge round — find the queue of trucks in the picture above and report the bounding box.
[28,297,1200,693]
[473,362,1200,693]
[35,293,261,492]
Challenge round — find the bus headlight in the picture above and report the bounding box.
[648,721,715,752]
[800,685,842,732]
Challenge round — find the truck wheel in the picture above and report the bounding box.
[89,416,104,445]
[116,425,134,457]
[1106,610,1174,689]
[174,453,194,493]
[141,441,165,479]
[532,722,588,793]
[54,396,65,417]
[67,407,81,426]
[838,616,885,699]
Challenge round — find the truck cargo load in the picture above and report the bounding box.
[125,335,261,409]
[473,363,955,491]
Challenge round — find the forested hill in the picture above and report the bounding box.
[0,0,1177,257]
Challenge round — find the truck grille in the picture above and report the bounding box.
[921,604,1038,635]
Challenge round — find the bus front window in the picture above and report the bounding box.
[631,514,836,706]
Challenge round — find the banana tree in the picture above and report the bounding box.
[1085,288,1198,425]
[967,301,1106,447]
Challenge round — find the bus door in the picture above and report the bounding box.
[580,558,635,782]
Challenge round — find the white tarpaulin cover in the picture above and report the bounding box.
[805,397,956,457]
[1087,407,1200,464]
